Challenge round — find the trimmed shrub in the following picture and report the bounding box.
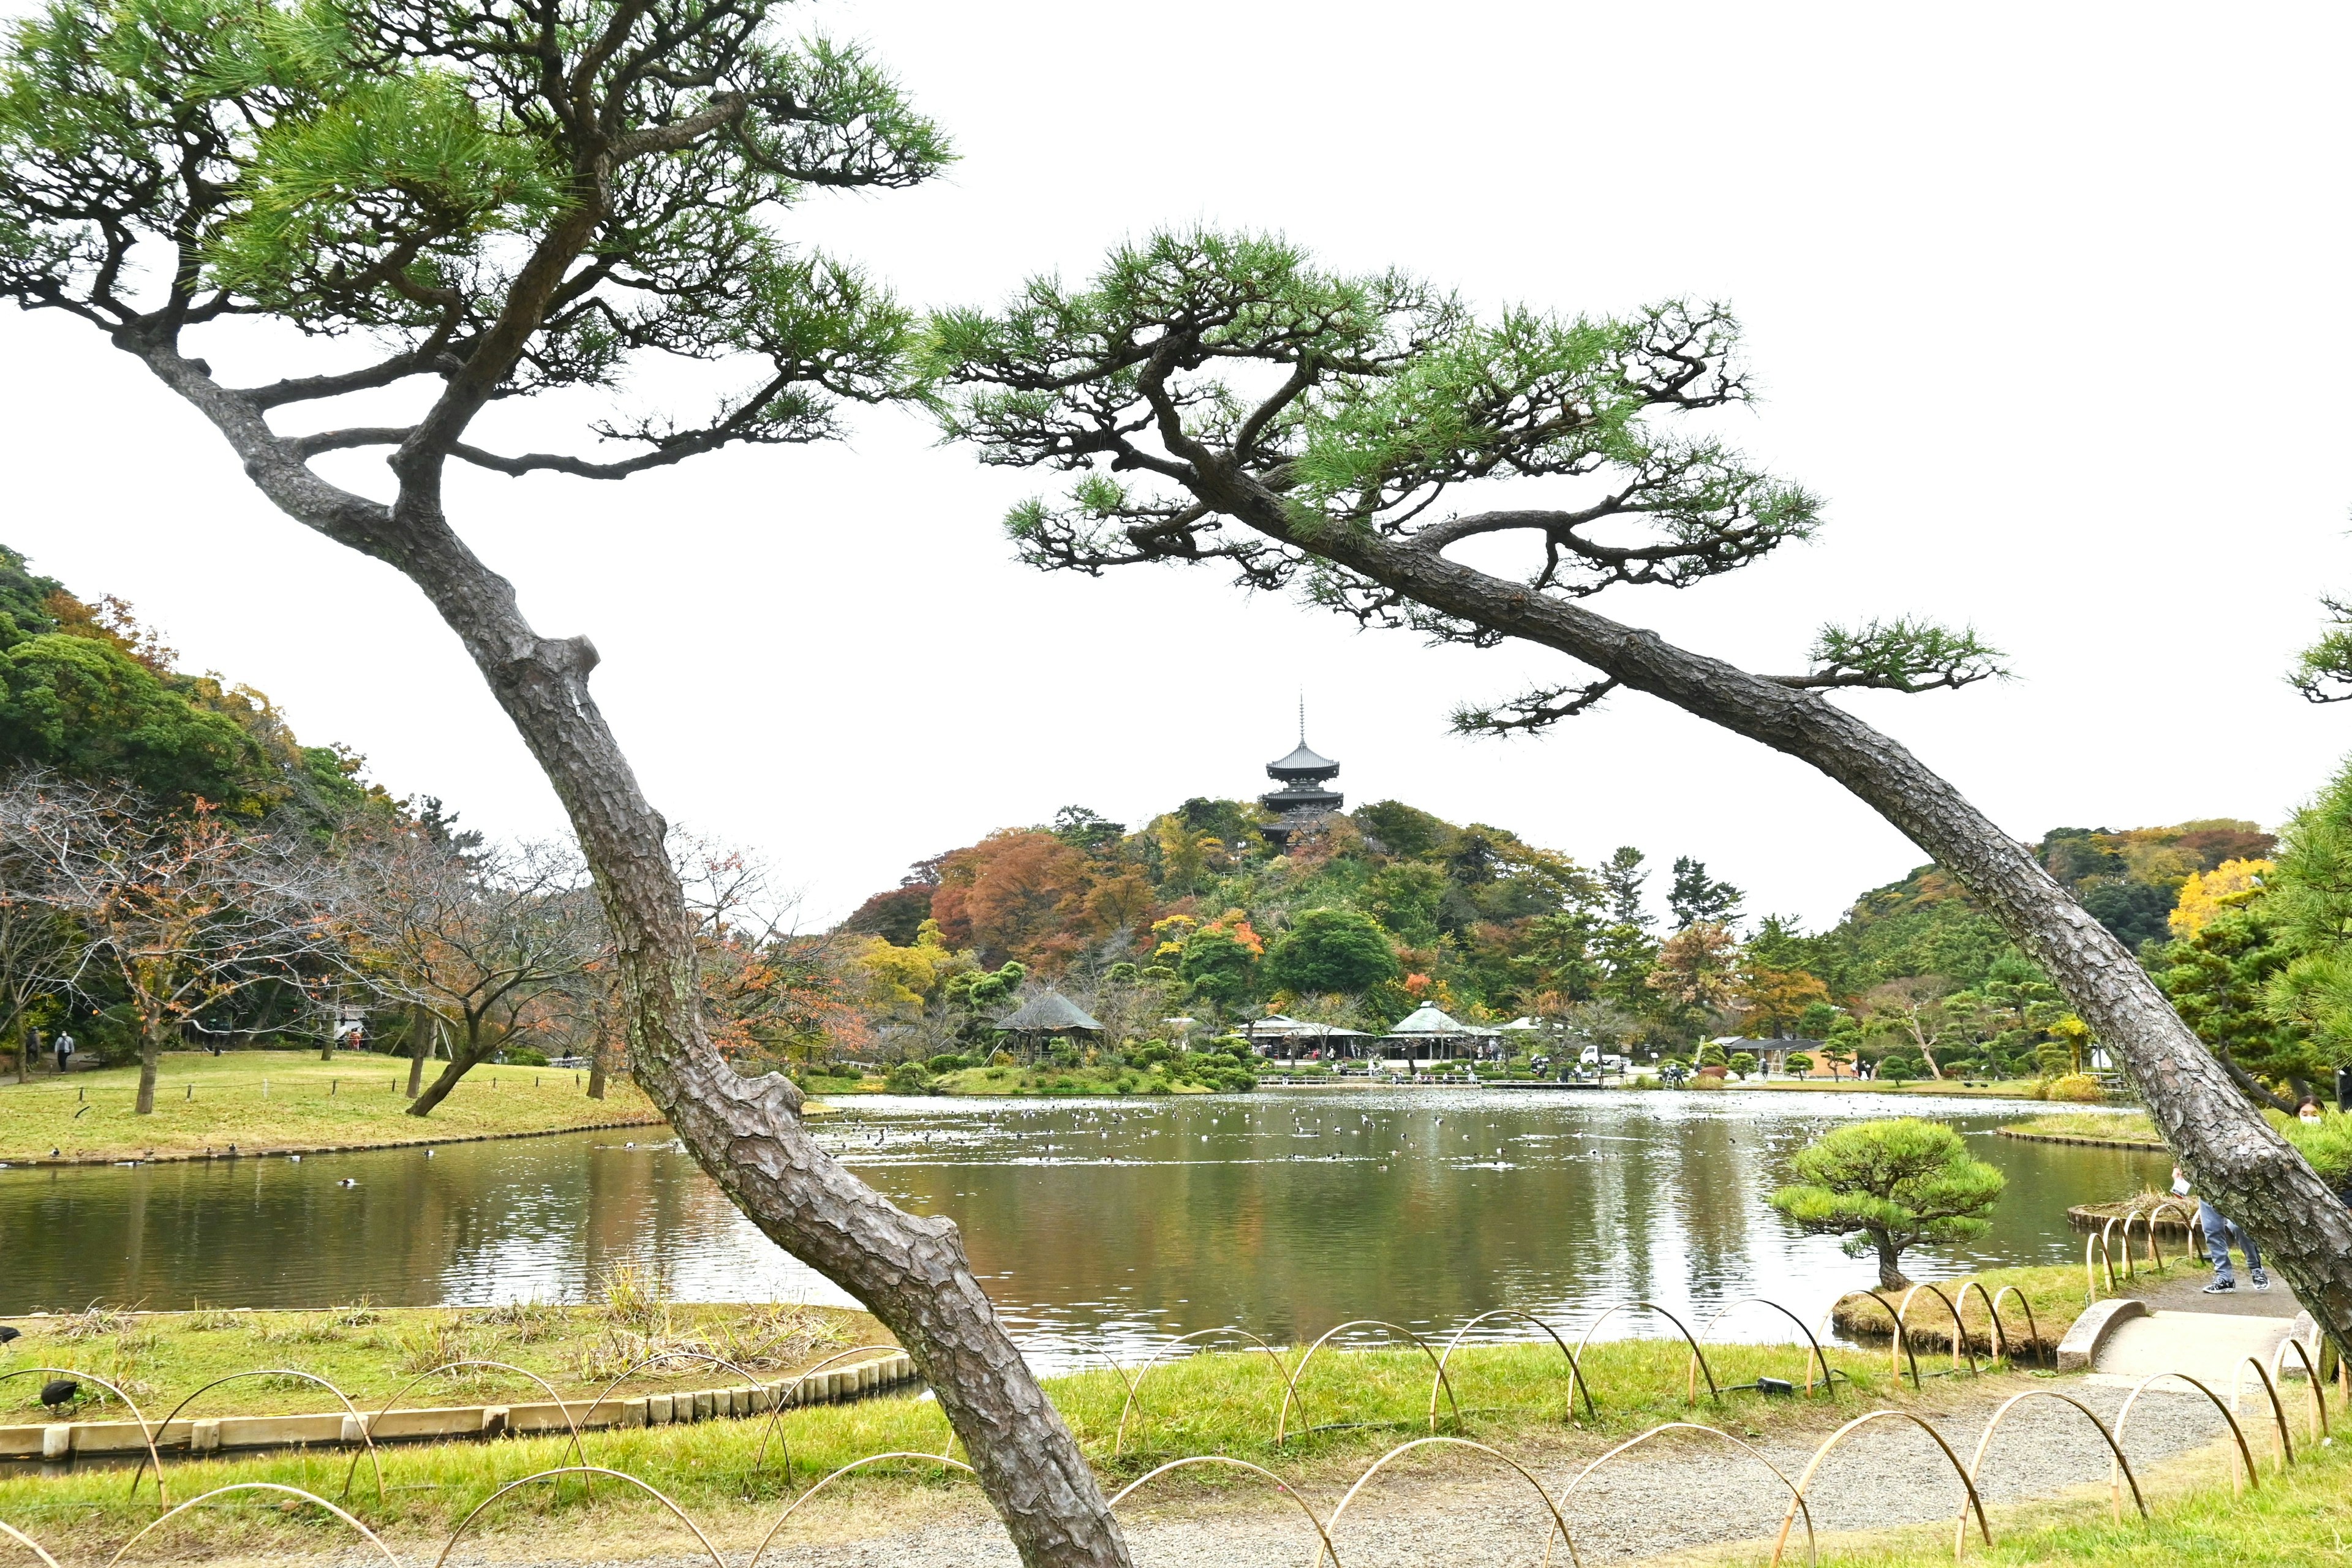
[2047,1073,2105,1104]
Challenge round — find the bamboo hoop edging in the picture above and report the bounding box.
[2098,1215,2131,1283]
[0,1518,64,1568]
[129,1366,383,1506]
[1768,1409,1990,1567]
[0,1368,169,1509]
[342,1357,586,1502]
[1320,1435,1581,1568]
[743,1343,910,1485]
[1895,1285,1980,1378]
[1284,1321,1458,1443]
[2085,1231,2118,1303]
[1819,1292,1923,1390]
[1692,1298,1834,1398]
[1954,1389,2145,1560]
[2230,1354,2296,1472]
[1,1354,2305,1568]
[1571,1302,1719,1404]
[1112,1327,1306,1457]
[1944,1281,2009,1365]
[1986,1285,2045,1368]
[744,1453,978,1568]
[1562,1422,1814,1567]
[99,1483,398,1568]
[2269,1334,2329,1446]
[1428,1310,1595,1430]
[1107,1455,1343,1568]
[431,1466,725,1568]
[2109,1371,2259,1495]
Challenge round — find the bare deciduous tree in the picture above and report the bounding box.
[6,780,334,1112]
[339,829,603,1115]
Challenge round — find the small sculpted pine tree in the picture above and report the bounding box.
[1770,1119,2005,1289]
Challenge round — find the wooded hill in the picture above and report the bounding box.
[831,799,2277,1076]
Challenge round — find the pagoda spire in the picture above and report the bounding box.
[1260,706,1343,850]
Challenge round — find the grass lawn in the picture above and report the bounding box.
[0,1293,883,1421]
[1746,1078,2049,1098]
[0,1050,660,1163]
[2000,1110,2166,1147]
[0,1334,1963,1560]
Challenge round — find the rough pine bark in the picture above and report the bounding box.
[1218,487,2352,1360]
[130,331,1130,1568]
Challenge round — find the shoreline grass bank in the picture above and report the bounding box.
[0,1336,1970,1561]
[0,1297,884,1422]
[0,1052,661,1165]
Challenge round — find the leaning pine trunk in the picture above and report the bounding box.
[1270,512,2352,1363]
[342,512,1129,1567]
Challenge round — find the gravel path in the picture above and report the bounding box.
[379,1377,2239,1568]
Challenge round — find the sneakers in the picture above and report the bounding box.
[2250,1267,2271,1291]
[2202,1277,2236,1294]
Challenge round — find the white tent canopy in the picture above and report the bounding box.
[1384,1003,1495,1038]
[1246,1014,1372,1039]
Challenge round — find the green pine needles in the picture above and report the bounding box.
[1768,1118,2005,1291]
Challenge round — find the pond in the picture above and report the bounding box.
[0,1089,2165,1360]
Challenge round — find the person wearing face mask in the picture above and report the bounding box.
[2297,1096,2324,1125]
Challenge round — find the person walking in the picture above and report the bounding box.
[52,1030,73,1076]
[2176,1164,2270,1293]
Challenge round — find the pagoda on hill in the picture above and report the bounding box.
[1259,710,1343,851]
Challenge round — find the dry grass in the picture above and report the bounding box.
[0,1301,877,1420]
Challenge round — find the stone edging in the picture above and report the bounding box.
[0,1115,666,1170]
[2054,1296,2147,1373]
[0,1352,919,1462]
[1995,1128,2167,1152]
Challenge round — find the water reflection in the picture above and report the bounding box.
[0,1090,2163,1363]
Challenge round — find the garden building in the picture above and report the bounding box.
[1259,729,1344,850]
[1382,1002,1500,1064]
[1242,1013,1376,1061]
[998,989,1103,1060]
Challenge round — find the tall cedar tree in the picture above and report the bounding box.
[929,229,2352,1360]
[0,4,1131,1562]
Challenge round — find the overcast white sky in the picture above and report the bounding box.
[7,2,2350,930]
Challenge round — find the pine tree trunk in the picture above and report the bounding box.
[296,501,1129,1567]
[1238,507,2352,1363]
[587,1023,610,1101]
[1875,1235,1913,1292]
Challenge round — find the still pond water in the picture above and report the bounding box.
[0,1089,2164,1359]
